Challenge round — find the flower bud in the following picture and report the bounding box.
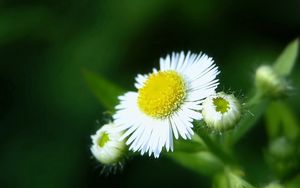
[268,137,296,159]
[202,92,241,131]
[264,182,284,188]
[255,65,288,97]
[266,137,300,178]
[90,123,126,165]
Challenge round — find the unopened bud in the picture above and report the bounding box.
[264,182,284,188]
[255,65,288,97]
[202,92,241,131]
[90,123,126,165]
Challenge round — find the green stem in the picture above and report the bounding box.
[225,91,269,147]
[244,91,263,108]
[197,129,235,165]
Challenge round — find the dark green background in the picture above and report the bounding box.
[1,0,299,187]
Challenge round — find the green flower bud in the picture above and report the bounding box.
[90,123,127,165]
[255,65,288,97]
[263,182,284,188]
[202,92,241,131]
[269,137,296,159]
[266,137,300,178]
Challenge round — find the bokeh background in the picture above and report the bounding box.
[1,0,300,188]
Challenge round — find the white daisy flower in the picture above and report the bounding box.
[90,123,126,165]
[202,92,241,131]
[113,52,220,158]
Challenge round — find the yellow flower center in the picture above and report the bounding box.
[137,70,186,118]
[97,132,110,147]
[213,97,230,114]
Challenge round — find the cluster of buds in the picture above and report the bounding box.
[90,92,243,168]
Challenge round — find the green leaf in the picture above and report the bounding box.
[82,69,124,110]
[265,102,282,140]
[213,173,230,188]
[273,38,299,76]
[265,101,299,141]
[168,151,224,176]
[213,171,255,188]
[227,172,255,188]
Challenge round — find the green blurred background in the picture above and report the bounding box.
[1,0,300,187]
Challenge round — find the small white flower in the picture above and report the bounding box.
[90,123,126,165]
[255,65,288,97]
[114,51,219,157]
[202,92,241,131]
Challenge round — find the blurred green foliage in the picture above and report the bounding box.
[1,0,300,188]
